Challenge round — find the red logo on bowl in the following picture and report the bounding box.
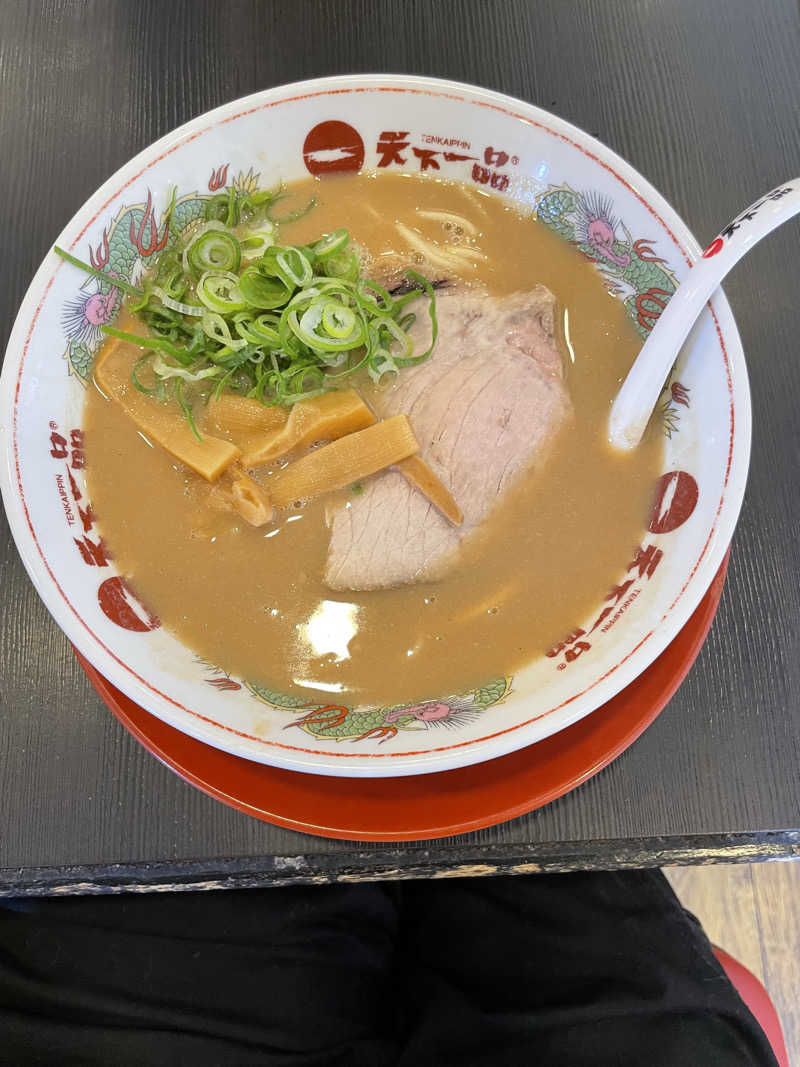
[303,121,365,175]
[98,576,160,632]
[702,237,724,258]
[649,471,699,534]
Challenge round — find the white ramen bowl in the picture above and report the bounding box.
[0,75,750,777]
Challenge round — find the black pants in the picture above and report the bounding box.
[0,870,777,1066]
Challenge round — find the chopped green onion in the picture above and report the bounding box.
[175,378,202,441]
[151,285,204,316]
[131,354,158,396]
[358,278,393,313]
[240,226,277,260]
[61,206,438,426]
[186,226,241,276]
[201,311,248,351]
[395,270,439,365]
[238,266,292,310]
[288,301,365,353]
[53,246,142,297]
[251,313,282,344]
[275,248,313,289]
[371,314,414,359]
[324,250,359,282]
[197,271,247,313]
[231,312,266,345]
[224,186,238,228]
[101,325,199,365]
[321,301,357,338]
[269,196,317,225]
[151,353,223,382]
[367,346,399,384]
[312,228,349,260]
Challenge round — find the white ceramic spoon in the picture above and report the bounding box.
[608,178,800,450]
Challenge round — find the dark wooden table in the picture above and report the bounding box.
[1,0,799,896]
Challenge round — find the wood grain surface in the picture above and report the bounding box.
[1,0,799,891]
[667,862,800,1065]
[667,865,767,982]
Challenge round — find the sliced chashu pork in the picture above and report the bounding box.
[325,286,570,590]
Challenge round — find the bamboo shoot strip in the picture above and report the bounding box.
[244,389,376,466]
[395,454,463,526]
[270,415,419,508]
[206,393,288,437]
[228,468,273,526]
[95,339,240,481]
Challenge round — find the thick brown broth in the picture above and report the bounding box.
[83,172,663,706]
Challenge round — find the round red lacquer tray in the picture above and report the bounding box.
[74,554,728,841]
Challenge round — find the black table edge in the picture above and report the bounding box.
[3,832,798,897]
